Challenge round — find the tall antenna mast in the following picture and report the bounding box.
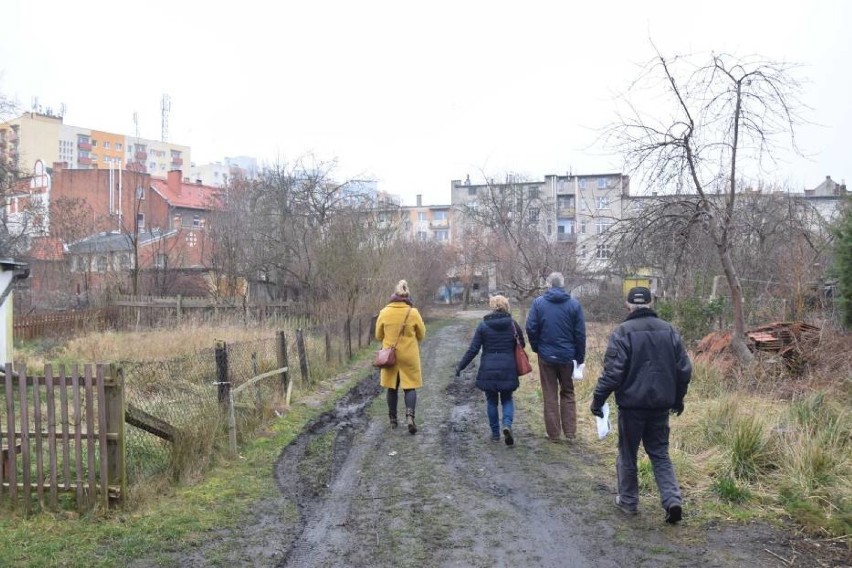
[133,111,139,139]
[160,93,171,142]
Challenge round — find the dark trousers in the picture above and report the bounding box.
[616,408,682,511]
[387,373,416,417]
[538,361,576,439]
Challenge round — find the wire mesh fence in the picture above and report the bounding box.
[118,313,376,489]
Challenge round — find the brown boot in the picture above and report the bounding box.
[406,409,417,435]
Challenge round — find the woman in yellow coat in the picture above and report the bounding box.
[375,280,426,434]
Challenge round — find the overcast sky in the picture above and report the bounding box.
[1,0,849,205]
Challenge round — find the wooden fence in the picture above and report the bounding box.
[1,363,125,514]
[14,310,109,342]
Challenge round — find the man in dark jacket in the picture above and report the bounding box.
[526,272,586,441]
[590,286,692,524]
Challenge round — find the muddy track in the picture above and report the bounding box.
[135,315,847,567]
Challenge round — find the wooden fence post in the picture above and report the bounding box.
[215,340,229,405]
[324,330,332,363]
[345,316,353,360]
[276,330,292,404]
[176,295,183,325]
[105,364,126,506]
[369,315,378,344]
[17,362,31,516]
[296,329,310,385]
[4,363,17,505]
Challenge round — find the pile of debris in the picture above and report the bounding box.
[695,322,821,364]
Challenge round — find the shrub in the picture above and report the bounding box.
[729,414,775,481]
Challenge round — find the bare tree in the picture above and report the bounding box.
[608,51,805,363]
[457,172,574,310]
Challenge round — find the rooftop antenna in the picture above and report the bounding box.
[160,93,171,142]
[59,102,66,117]
[133,111,139,139]
[31,96,39,113]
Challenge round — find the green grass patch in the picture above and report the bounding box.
[0,370,366,568]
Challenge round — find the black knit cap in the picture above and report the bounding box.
[627,286,652,305]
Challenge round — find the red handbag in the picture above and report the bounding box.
[374,306,412,368]
[513,324,532,376]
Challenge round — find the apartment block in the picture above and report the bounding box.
[0,111,190,177]
[403,194,451,243]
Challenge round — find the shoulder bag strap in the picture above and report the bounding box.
[392,306,413,349]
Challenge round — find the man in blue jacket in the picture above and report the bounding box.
[590,286,692,524]
[526,272,586,442]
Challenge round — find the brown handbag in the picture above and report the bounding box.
[513,323,532,376]
[374,306,413,368]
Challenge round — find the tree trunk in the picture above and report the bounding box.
[718,245,754,364]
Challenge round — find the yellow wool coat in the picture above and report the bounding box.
[375,301,426,389]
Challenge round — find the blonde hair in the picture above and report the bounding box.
[489,294,510,312]
[394,279,410,297]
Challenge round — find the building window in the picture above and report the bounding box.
[96,256,108,272]
[103,141,110,149]
[117,254,131,271]
[116,143,122,150]
[579,179,587,190]
[597,177,607,189]
[137,213,145,230]
[596,244,611,260]
[596,219,612,234]
[136,185,145,200]
[580,221,587,234]
[417,212,427,222]
[528,186,540,199]
[193,215,201,228]
[91,140,97,147]
[416,231,428,241]
[433,210,448,221]
[467,186,477,196]
[434,230,449,241]
[155,254,167,269]
[528,208,540,223]
[596,196,610,210]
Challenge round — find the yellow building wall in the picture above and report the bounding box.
[1,113,63,174]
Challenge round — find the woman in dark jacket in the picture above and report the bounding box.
[455,295,525,445]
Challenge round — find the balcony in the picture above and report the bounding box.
[78,141,92,151]
[557,207,576,218]
[429,220,449,229]
[171,157,183,166]
[78,157,92,165]
[557,232,577,243]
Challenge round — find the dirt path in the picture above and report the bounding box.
[141,313,841,567]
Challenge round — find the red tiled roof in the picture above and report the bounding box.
[151,179,223,210]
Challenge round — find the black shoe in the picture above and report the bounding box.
[502,427,514,446]
[389,416,398,429]
[406,410,417,435]
[615,495,638,515]
[665,504,682,524]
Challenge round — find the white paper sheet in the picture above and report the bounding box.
[572,360,585,380]
[596,403,611,439]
